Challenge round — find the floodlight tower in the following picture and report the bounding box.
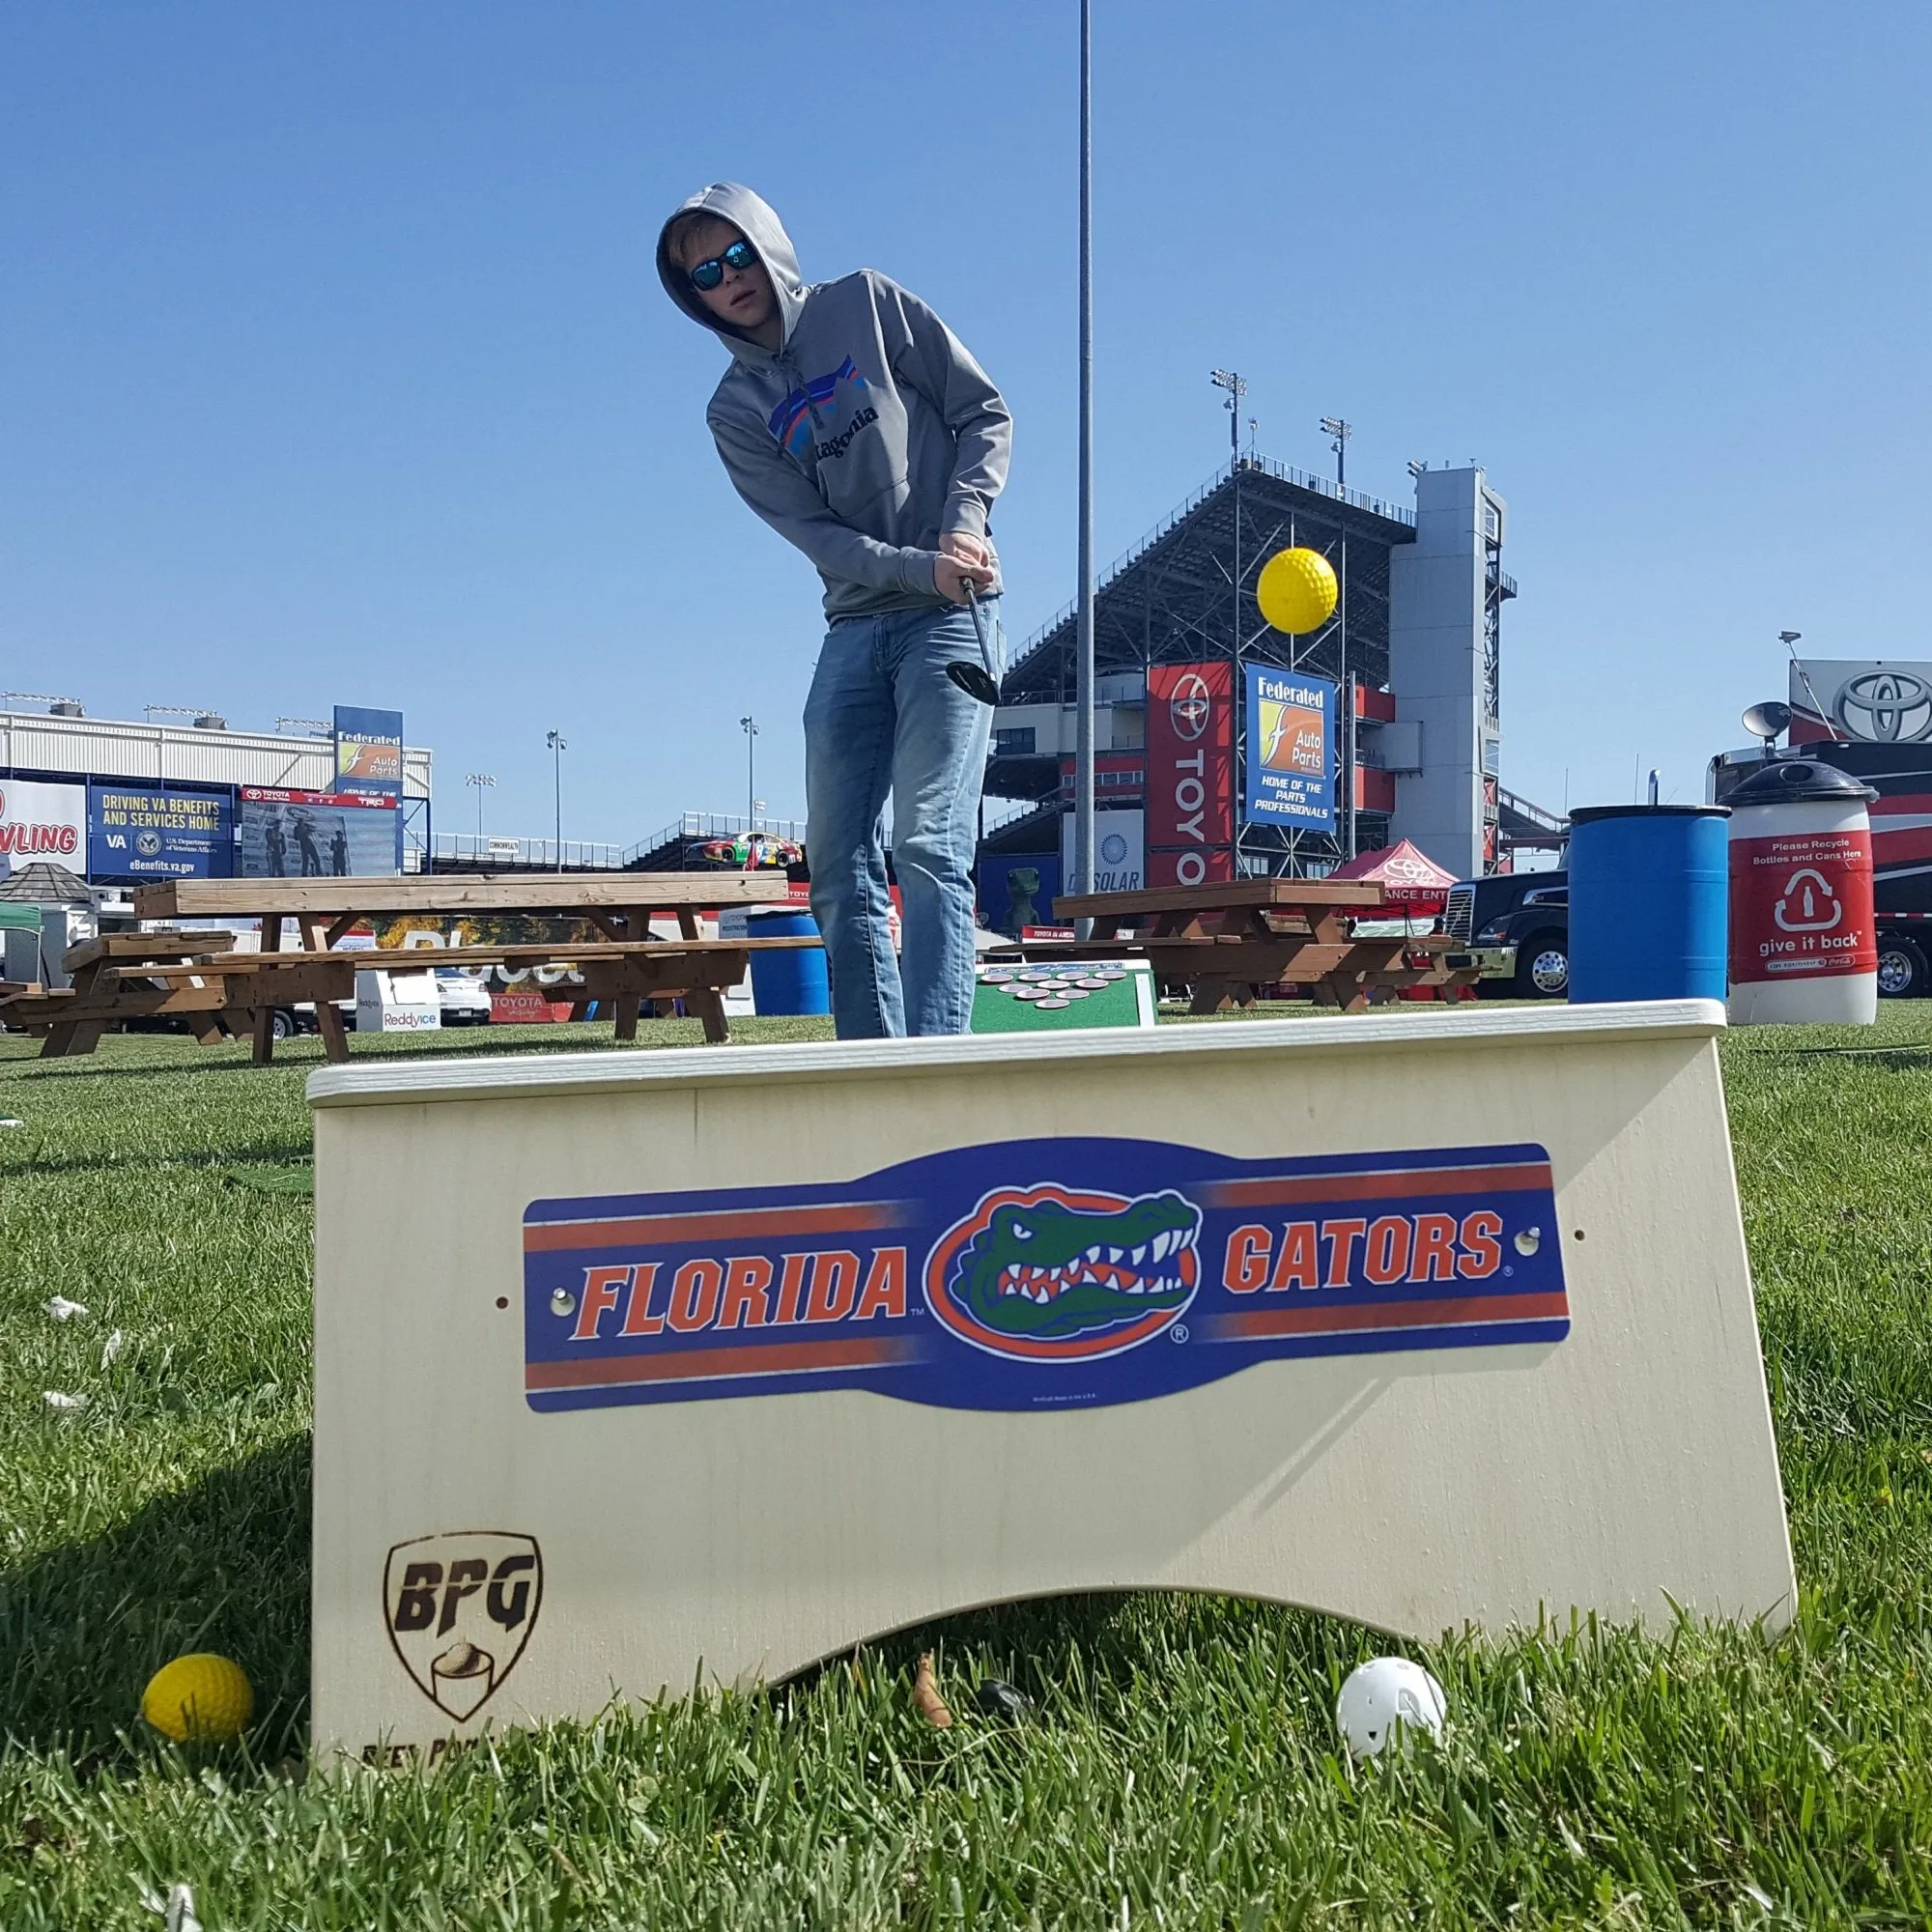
[1210,369,1250,873]
[1320,417,1352,493]
[1071,0,1095,912]
[466,772,497,838]
[739,715,760,828]
[1210,369,1247,462]
[545,730,567,871]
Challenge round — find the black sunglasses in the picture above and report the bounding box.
[688,239,758,293]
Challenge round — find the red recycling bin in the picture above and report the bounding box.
[1726,757,1878,1026]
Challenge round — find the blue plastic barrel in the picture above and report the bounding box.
[746,905,831,1016]
[1567,805,1730,1005]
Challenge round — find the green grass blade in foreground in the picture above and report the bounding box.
[0,1013,1928,1925]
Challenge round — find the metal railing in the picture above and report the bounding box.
[983,798,1060,838]
[432,815,812,873]
[1010,454,1416,671]
[1497,786,1566,834]
[1242,451,1417,529]
[431,832,627,870]
[622,811,809,867]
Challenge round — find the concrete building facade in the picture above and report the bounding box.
[1386,467,1508,880]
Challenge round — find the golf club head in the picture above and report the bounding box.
[951,580,1000,705]
[947,659,1001,705]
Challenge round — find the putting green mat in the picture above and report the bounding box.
[971,959,1154,1032]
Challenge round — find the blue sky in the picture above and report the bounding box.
[4,2,1927,843]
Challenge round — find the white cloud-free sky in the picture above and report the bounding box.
[4,2,1926,839]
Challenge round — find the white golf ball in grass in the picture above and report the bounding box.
[1335,1658,1447,1758]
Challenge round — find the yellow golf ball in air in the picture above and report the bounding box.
[1257,546,1340,635]
[141,1653,254,1743]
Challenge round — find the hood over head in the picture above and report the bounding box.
[657,183,808,363]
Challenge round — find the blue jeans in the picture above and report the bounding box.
[805,596,1005,1038]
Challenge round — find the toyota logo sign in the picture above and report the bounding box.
[1169,673,1211,741]
[1835,668,1932,744]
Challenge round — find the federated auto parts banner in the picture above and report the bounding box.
[333,706,405,799]
[87,784,235,880]
[240,786,401,877]
[1244,665,1336,832]
[523,1136,1569,1416]
[0,780,86,880]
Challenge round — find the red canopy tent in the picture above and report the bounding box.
[1327,838,1458,912]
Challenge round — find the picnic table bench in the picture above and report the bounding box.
[0,928,242,1059]
[990,880,1479,1014]
[0,873,804,1064]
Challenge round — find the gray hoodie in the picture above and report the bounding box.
[658,183,1011,620]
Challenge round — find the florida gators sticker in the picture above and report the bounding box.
[522,1138,1568,1414]
[925,1184,1203,1361]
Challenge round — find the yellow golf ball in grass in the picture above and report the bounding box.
[1257,546,1339,635]
[141,1653,254,1743]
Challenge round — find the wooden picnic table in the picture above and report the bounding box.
[12,928,241,1060]
[991,879,1478,1014]
[0,872,799,1065]
[0,938,824,1065]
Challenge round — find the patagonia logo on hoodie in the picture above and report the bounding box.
[769,356,876,462]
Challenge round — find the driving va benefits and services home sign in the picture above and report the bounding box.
[87,784,235,880]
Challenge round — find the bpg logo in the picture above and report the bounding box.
[923,1184,1203,1362]
[384,1531,542,1721]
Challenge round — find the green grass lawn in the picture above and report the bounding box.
[2,1010,1930,1927]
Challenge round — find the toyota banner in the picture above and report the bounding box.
[1788,661,1932,747]
[1146,662,1234,887]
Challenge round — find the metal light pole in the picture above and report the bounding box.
[1781,631,1837,741]
[545,730,566,871]
[1072,0,1095,911]
[1211,368,1247,875]
[1212,370,1246,463]
[739,715,759,828]
[1321,416,1351,493]
[466,771,496,839]
[1321,418,1354,861]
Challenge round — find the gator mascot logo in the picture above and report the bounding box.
[923,1184,1204,1362]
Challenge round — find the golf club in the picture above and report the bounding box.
[947,580,1001,706]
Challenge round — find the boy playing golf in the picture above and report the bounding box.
[658,183,1011,1039]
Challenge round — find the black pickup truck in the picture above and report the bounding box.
[1441,872,1571,998]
